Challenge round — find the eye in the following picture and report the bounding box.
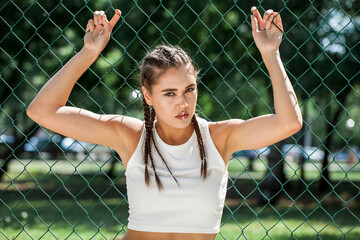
[164,92,175,97]
[186,88,195,93]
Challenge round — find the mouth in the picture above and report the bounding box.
[175,111,190,120]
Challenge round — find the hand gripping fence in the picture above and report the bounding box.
[1,1,359,239]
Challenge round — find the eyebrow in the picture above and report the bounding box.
[161,84,196,92]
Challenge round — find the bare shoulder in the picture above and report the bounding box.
[111,115,144,163]
[208,119,245,161]
[208,119,245,135]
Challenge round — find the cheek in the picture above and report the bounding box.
[186,92,197,104]
[153,97,174,111]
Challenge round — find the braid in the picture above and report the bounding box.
[148,109,164,190]
[192,115,207,179]
[143,98,180,190]
[142,98,151,186]
[143,99,163,190]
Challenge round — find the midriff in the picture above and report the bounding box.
[121,229,217,240]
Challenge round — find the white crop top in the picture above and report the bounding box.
[125,117,228,234]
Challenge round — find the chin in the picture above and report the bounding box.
[173,117,194,128]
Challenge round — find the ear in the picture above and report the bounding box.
[142,86,153,106]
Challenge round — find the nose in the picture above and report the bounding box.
[176,95,188,109]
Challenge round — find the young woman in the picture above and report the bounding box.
[27,7,302,240]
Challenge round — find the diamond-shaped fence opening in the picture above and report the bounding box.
[1,0,360,239]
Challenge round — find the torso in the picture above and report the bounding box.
[114,118,230,239]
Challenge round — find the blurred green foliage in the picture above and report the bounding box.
[1,0,359,149]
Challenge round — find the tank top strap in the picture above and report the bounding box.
[196,117,226,171]
[196,117,210,135]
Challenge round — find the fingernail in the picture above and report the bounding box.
[251,6,256,11]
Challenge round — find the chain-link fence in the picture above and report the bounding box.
[1,0,360,239]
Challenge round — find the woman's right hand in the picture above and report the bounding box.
[84,9,121,55]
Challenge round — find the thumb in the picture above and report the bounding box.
[251,15,259,32]
[109,9,121,31]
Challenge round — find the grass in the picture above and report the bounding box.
[218,199,360,240]
[1,197,128,239]
[1,157,360,239]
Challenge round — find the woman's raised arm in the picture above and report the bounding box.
[211,7,303,161]
[27,10,143,158]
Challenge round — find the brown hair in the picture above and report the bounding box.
[140,45,207,190]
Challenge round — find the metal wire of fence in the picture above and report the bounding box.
[1,0,360,239]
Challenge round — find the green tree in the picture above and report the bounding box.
[1,0,359,197]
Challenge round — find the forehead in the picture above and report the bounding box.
[154,65,197,89]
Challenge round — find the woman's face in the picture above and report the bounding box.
[143,64,197,130]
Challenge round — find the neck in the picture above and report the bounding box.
[155,120,194,145]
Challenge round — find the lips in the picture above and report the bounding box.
[175,111,189,120]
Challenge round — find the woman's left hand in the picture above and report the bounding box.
[250,7,284,54]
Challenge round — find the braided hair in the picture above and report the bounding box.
[140,45,207,190]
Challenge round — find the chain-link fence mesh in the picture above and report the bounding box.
[1,0,360,239]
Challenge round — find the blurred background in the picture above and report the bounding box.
[0,0,359,239]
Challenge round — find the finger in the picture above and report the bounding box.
[93,10,104,26]
[273,13,284,32]
[93,19,105,35]
[86,19,95,32]
[97,11,105,25]
[250,15,259,32]
[265,14,275,30]
[109,9,121,31]
[103,11,109,23]
[251,6,263,22]
[93,11,99,25]
[103,14,110,33]
[263,9,274,22]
